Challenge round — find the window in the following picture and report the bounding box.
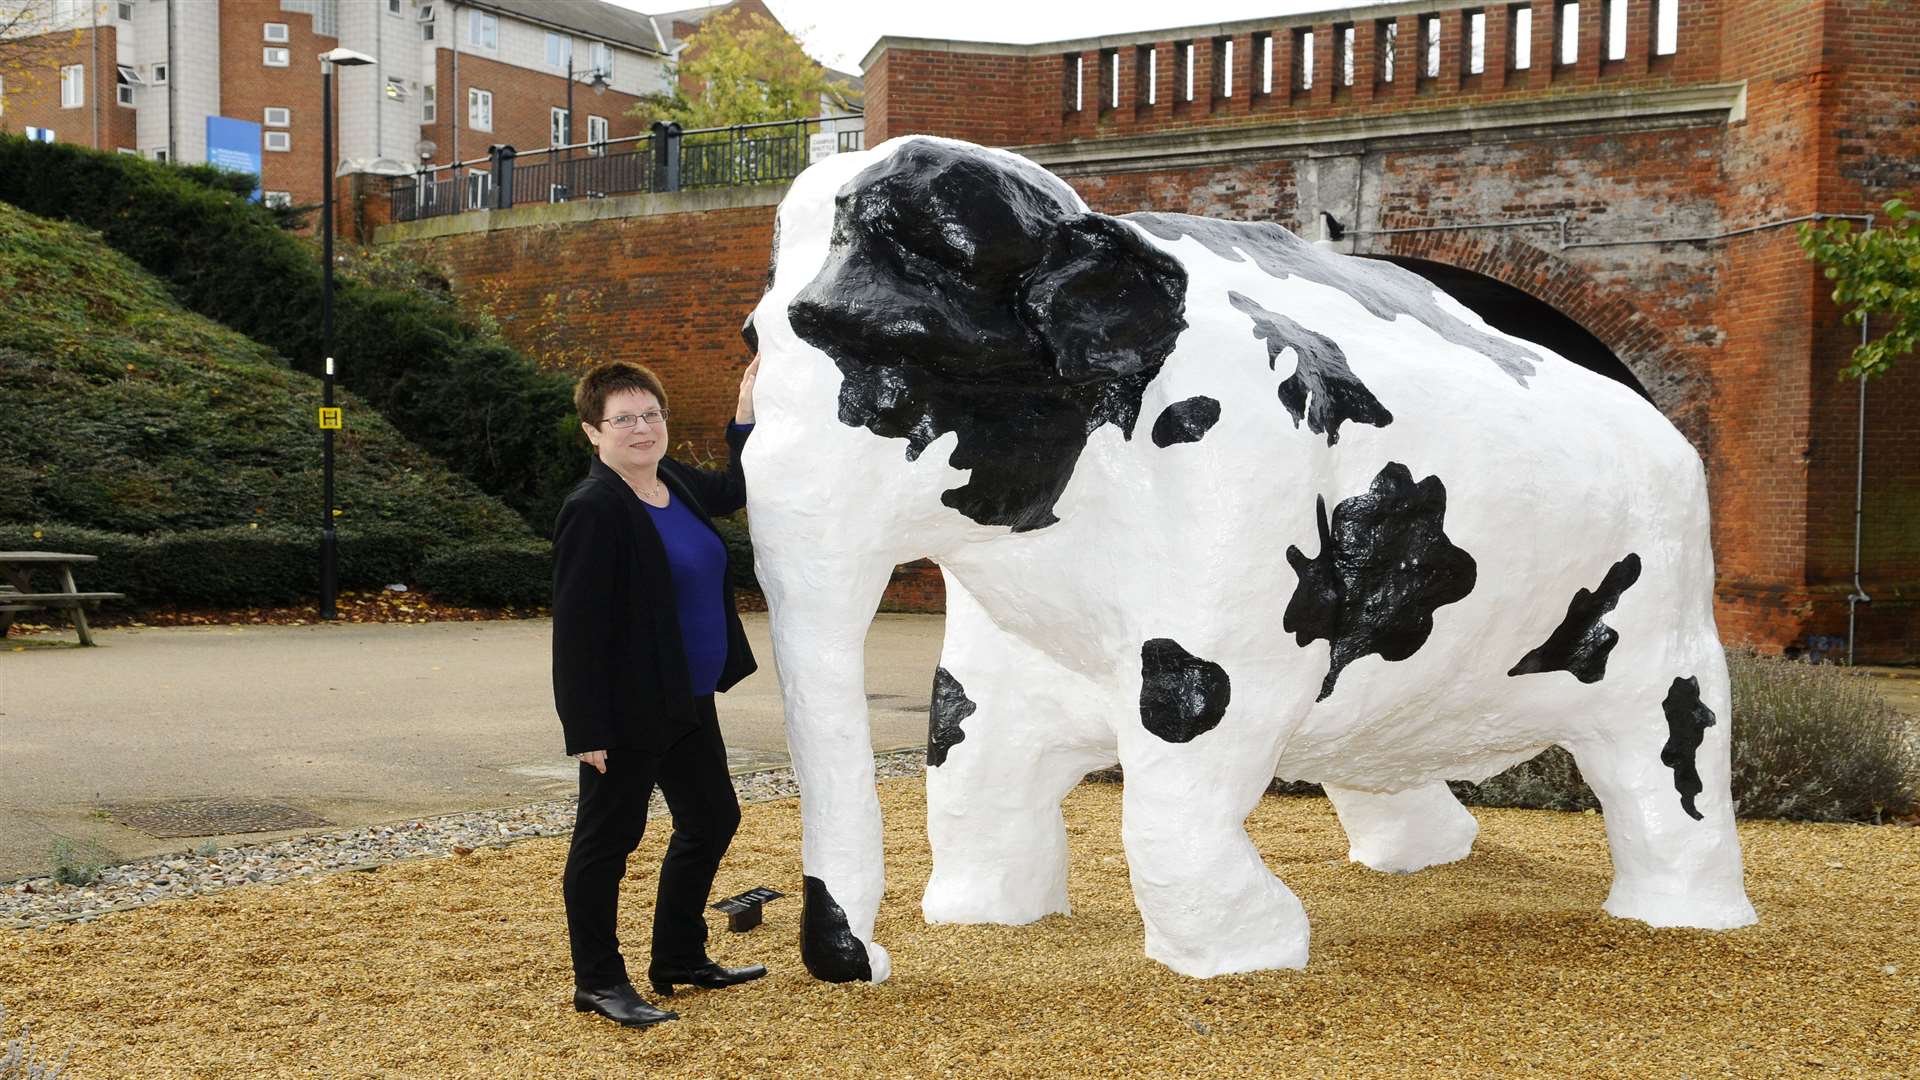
[264,106,290,127]
[422,85,436,123]
[265,131,291,152]
[385,77,408,100]
[264,191,292,208]
[1606,0,1627,61]
[1107,48,1119,109]
[26,127,56,143]
[1136,45,1156,106]
[587,114,608,155]
[1423,15,1441,78]
[264,47,290,67]
[116,69,135,106]
[387,0,404,14]
[1558,1,1580,66]
[546,32,571,68]
[1467,11,1486,74]
[468,11,496,49]
[1294,29,1313,91]
[117,146,137,155]
[1377,19,1397,83]
[60,64,83,108]
[465,169,490,209]
[550,106,570,148]
[590,42,612,78]
[1065,53,1082,112]
[467,87,492,130]
[1339,24,1356,86]
[1654,0,1678,56]
[1218,38,1233,98]
[118,1,133,20]
[421,21,435,41]
[52,0,81,21]
[1181,41,1195,102]
[264,22,289,43]
[152,63,169,85]
[149,146,167,161]
[1512,5,1534,70]
[1257,33,1273,95]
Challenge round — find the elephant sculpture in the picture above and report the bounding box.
[740,136,1756,982]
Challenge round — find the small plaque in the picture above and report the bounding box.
[711,885,785,932]
[318,407,343,430]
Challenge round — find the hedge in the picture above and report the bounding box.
[0,135,581,535]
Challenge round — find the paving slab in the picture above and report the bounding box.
[0,613,943,881]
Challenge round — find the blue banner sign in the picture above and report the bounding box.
[205,116,263,201]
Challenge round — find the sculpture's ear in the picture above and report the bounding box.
[1019,214,1188,383]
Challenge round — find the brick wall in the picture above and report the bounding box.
[218,0,333,206]
[425,47,650,175]
[0,25,137,153]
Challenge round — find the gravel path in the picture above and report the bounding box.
[0,751,929,931]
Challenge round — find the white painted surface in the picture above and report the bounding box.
[747,135,1755,981]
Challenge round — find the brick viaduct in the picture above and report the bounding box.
[372,0,1920,661]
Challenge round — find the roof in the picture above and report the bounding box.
[650,3,727,52]
[463,0,669,56]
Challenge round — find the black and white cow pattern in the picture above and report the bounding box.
[755,136,1752,985]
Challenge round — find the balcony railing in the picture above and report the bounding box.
[387,115,866,224]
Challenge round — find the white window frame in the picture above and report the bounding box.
[587,114,609,156]
[421,21,435,41]
[27,127,56,143]
[116,146,137,155]
[264,106,290,127]
[264,191,292,208]
[116,79,134,106]
[151,62,169,85]
[550,106,570,148]
[1514,7,1534,70]
[117,2,132,22]
[468,10,497,50]
[422,84,436,123]
[589,42,612,78]
[546,32,572,69]
[467,87,492,131]
[464,169,491,209]
[264,130,291,152]
[387,0,404,15]
[60,64,84,108]
[264,47,291,67]
[384,76,408,101]
[148,146,167,161]
[264,22,289,43]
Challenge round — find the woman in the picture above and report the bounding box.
[552,355,765,1028]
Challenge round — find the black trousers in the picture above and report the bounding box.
[562,697,741,990]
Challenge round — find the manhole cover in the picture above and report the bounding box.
[98,798,331,838]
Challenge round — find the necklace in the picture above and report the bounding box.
[635,478,665,504]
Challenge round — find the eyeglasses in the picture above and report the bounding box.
[599,408,669,429]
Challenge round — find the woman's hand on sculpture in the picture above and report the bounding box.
[735,353,760,425]
[575,750,608,774]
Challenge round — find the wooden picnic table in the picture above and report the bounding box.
[0,551,125,646]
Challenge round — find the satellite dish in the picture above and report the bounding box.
[415,139,437,162]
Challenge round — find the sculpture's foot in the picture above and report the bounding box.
[1324,781,1480,874]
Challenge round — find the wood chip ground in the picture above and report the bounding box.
[2,781,1915,1077]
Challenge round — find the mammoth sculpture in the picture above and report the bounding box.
[740,136,1755,983]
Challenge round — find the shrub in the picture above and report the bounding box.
[0,135,580,534]
[415,542,553,608]
[1727,649,1919,822]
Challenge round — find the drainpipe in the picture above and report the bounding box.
[1846,215,1874,665]
[166,0,176,160]
[89,0,100,149]
[449,2,460,167]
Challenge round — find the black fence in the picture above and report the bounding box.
[388,116,865,223]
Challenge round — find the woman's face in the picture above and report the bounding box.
[583,388,669,474]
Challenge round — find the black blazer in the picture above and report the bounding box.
[551,424,758,757]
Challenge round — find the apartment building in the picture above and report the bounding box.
[0,0,699,207]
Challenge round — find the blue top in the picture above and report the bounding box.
[643,422,751,696]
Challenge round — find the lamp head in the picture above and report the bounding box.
[320,47,377,68]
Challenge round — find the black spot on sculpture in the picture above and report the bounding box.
[927,666,977,767]
[1228,291,1392,445]
[800,875,873,982]
[1660,676,1717,821]
[1130,213,1539,386]
[1139,638,1231,743]
[1151,396,1221,447]
[1508,554,1643,683]
[1285,463,1478,701]
[790,142,1190,532]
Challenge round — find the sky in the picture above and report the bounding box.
[605,0,1401,73]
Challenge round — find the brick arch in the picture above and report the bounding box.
[1364,228,1709,445]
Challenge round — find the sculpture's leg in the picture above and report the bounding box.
[1117,721,1310,977]
[922,578,1115,925]
[1323,782,1479,873]
[1563,657,1755,930]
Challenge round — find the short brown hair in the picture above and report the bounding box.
[574,361,669,427]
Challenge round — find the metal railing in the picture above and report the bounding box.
[388,115,865,223]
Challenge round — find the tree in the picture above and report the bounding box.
[629,7,831,130]
[1798,196,1919,380]
[0,3,83,105]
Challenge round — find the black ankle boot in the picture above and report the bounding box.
[647,961,768,996]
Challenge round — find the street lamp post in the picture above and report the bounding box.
[564,49,610,179]
[318,47,376,621]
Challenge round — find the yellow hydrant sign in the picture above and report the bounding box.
[318,408,343,430]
